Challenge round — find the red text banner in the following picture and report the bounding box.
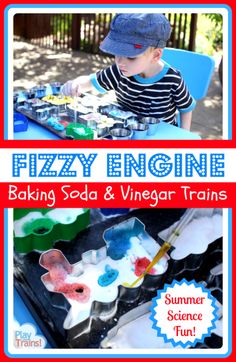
[1,182,235,208]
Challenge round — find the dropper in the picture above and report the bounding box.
[73,96,78,123]
[123,208,196,288]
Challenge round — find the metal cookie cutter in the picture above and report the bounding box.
[13,208,90,253]
[38,217,169,349]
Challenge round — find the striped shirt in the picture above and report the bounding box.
[90,61,196,124]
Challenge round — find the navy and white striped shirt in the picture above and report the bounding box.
[90,62,196,124]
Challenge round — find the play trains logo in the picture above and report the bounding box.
[13,320,47,349]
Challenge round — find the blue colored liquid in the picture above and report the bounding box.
[107,230,131,260]
[98,265,119,287]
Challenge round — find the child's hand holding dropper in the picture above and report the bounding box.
[62,75,93,97]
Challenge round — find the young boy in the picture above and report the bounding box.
[62,13,196,130]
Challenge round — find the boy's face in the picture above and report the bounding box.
[115,48,162,78]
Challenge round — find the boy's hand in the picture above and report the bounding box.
[61,79,82,97]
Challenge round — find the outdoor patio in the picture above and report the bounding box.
[13,39,223,140]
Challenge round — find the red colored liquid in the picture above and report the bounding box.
[134,257,156,276]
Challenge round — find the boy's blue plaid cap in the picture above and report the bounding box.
[100,13,171,57]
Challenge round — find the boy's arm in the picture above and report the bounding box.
[180,111,192,131]
[62,75,93,96]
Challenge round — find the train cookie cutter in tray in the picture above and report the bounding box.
[100,260,223,350]
[14,86,101,139]
[157,209,223,284]
[100,301,181,349]
[13,208,90,253]
[15,98,73,140]
[14,84,143,140]
[99,245,223,350]
[38,217,169,348]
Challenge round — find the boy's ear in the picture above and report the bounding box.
[152,48,163,62]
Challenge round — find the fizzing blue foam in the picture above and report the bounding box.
[107,230,131,260]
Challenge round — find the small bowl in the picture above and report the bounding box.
[109,127,132,140]
[96,124,108,138]
[129,122,149,140]
[109,122,125,130]
[142,117,160,136]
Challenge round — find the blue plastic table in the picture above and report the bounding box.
[145,122,201,140]
[14,119,201,140]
